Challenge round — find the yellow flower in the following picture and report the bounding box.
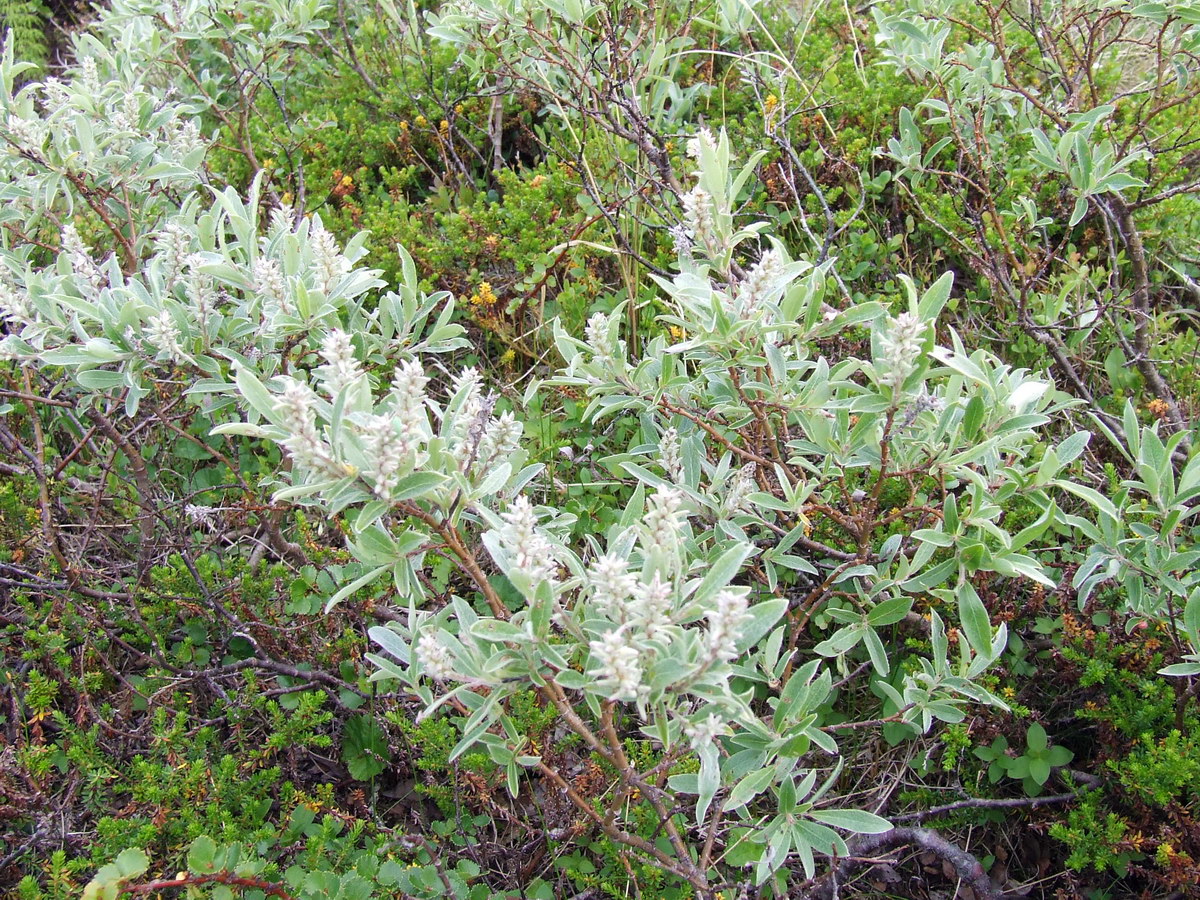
[1146,397,1170,419]
[414,115,427,128]
[469,281,498,307]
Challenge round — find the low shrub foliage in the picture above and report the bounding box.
[2,0,1200,898]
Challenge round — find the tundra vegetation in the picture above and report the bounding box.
[2,0,1200,898]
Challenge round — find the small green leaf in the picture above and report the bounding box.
[868,596,913,627]
[809,808,892,834]
[115,848,150,879]
[1026,722,1048,753]
[343,714,391,781]
[389,471,447,501]
[736,597,789,651]
[961,395,985,441]
[957,582,993,657]
[187,836,218,874]
[554,669,588,690]
[1048,745,1074,767]
[693,542,754,606]
[917,271,954,320]
[1160,662,1200,677]
[726,767,776,810]
[1029,755,1052,786]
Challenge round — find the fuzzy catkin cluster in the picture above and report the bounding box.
[590,627,644,702]
[659,427,684,483]
[642,487,686,554]
[252,257,291,316]
[274,378,341,476]
[154,223,191,286]
[586,557,675,638]
[880,312,926,388]
[0,280,31,325]
[61,223,107,300]
[706,589,750,663]
[736,248,785,314]
[360,414,408,499]
[475,411,522,474]
[587,554,640,618]
[498,495,558,585]
[318,330,363,393]
[682,186,718,255]
[145,310,185,363]
[416,632,455,680]
[310,221,350,292]
[722,464,757,516]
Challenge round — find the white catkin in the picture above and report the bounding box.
[185,260,217,321]
[362,413,408,499]
[166,118,205,159]
[499,495,557,585]
[155,223,191,286]
[475,411,522,472]
[145,310,185,362]
[879,312,926,388]
[317,329,363,393]
[684,713,729,750]
[669,224,695,259]
[723,463,756,516]
[686,127,717,161]
[629,572,674,639]
[273,378,339,475]
[61,223,106,299]
[110,91,142,135]
[5,114,44,154]
[390,359,430,442]
[642,487,685,555]
[253,257,291,315]
[78,56,99,94]
[707,589,750,664]
[586,312,611,363]
[184,503,217,527]
[589,627,643,703]
[310,220,350,291]
[659,427,684,483]
[40,79,70,115]
[416,632,455,680]
[269,204,297,235]
[682,187,717,251]
[587,554,639,620]
[737,248,785,314]
[448,368,484,465]
[0,281,32,325]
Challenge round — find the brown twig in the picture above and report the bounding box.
[803,826,999,900]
